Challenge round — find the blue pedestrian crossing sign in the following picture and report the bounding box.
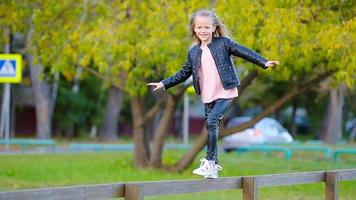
[0,54,22,83]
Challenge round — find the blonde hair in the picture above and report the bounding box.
[189,9,228,44]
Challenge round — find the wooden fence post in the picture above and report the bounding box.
[243,176,259,200]
[325,171,339,200]
[125,183,143,200]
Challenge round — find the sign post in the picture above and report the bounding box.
[0,54,22,146]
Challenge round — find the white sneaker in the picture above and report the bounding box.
[204,161,223,179]
[192,158,209,176]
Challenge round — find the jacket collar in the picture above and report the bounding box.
[207,36,217,48]
[198,36,217,48]
[192,37,218,52]
[192,36,217,52]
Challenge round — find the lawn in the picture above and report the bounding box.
[0,148,355,200]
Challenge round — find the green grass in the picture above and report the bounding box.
[0,149,355,200]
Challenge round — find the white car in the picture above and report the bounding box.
[223,117,293,151]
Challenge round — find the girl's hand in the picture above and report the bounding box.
[147,82,164,91]
[265,60,280,68]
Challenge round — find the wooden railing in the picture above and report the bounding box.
[0,169,355,200]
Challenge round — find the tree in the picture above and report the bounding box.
[123,0,210,167]
[1,1,129,139]
[0,1,85,138]
[125,0,355,171]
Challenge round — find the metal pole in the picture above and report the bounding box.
[1,27,12,151]
[4,84,11,140]
[0,76,11,152]
[182,78,193,146]
[0,91,5,138]
[182,93,189,145]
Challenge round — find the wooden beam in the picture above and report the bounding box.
[243,176,259,200]
[325,171,339,200]
[0,182,125,200]
[336,169,356,181]
[257,171,325,187]
[0,169,355,200]
[139,177,242,196]
[125,184,143,200]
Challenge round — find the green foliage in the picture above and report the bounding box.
[1,0,353,91]
[216,0,355,87]
[121,0,210,96]
[0,0,355,137]
[53,75,106,135]
[215,1,355,137]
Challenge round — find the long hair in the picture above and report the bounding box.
[189,9,228,44]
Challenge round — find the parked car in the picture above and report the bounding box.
[346,118,356,134]
[223,117,293,151]
[346,118,356,141]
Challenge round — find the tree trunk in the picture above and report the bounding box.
[131,96,149,167]
[319,85,345,144]
[99,86,124,140]
[130,86,186,169]
[26,54,54,139]
[173,71,334,171]
[149,95,177,167]
[25,28,57,139]
[144,96,166,141]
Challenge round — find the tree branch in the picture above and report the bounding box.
[144,99,165,123]
[239,70,258,95]
[221,69,258,126]
[79,66,125,90]
[172,84,191,99]
[173,70,335,172]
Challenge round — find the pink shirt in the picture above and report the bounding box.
[198,46,238,103]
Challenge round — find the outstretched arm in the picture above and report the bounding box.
[224,37,279,69]
[147,58,192,91]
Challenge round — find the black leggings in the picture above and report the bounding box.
[204,98,233,163]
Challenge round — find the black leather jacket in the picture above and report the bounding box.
[162,36,268,95]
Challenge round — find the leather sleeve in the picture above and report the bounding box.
[161,57,192,90]
[224,37,268,69]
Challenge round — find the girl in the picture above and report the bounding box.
[147,9,279,179]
